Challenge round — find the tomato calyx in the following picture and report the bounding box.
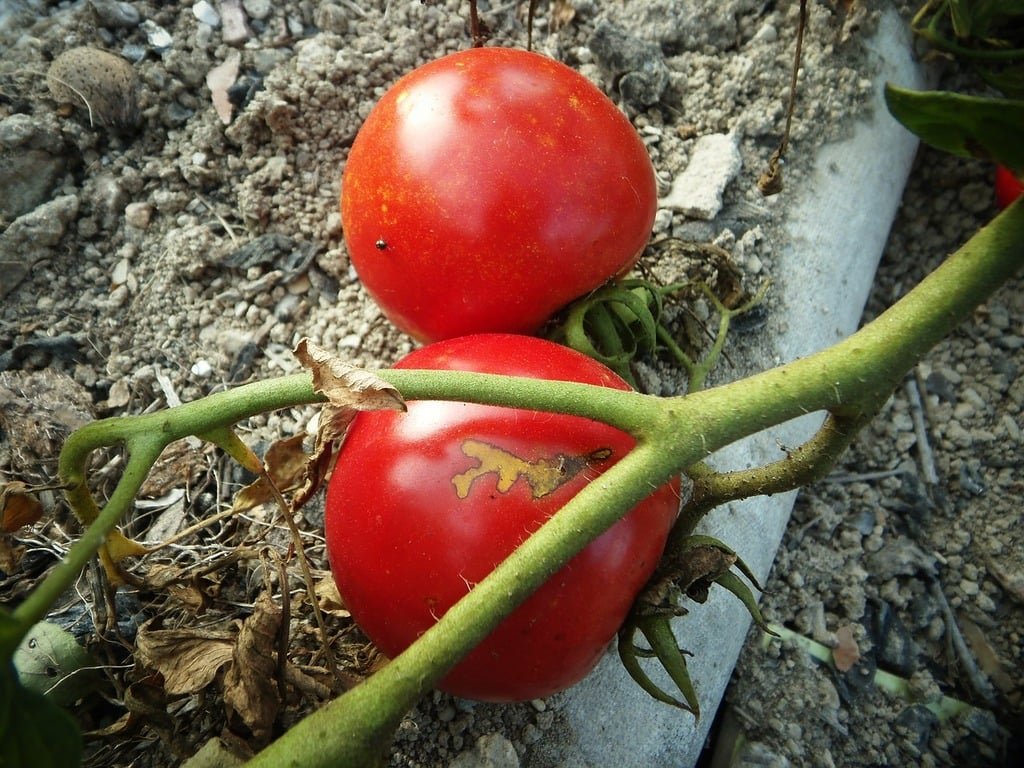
[619,534,773,716]
[551,270,768,393]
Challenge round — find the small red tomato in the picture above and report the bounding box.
[341,48,657,342]
[995,165,1024,210]
[325,335,680,702]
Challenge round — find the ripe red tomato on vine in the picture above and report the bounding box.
[340,47,657,342]
[995,165,1023,210]
[324,335,680,702]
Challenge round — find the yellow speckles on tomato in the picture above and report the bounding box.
[451,439,612,500]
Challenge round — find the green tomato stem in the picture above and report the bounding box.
[25,200,1024,763]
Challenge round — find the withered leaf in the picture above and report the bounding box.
[832,624,860,673]
[135,620,235,695]
[961,616,1016,695]
[144,563,215,614]
[223,592,282,741]
[140,439,207,498]
[293,338,405,413]
[292,338,405,509]
[312,571,349,618]
[0,535,24,574]
[1,480,44,532]
[232,433,309,513]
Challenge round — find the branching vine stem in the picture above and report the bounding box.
[5,201,1021,762]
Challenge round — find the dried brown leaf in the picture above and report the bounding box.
[313,572,349,618]
[223,593,282,740]
[1,480,44,532]
[832,624,860,672]
[135,621,235,695]
[144,563,219,613]
[265,432,312,487]
[0,535,24,574]
[961,616,1016,695]
[294,338,405,413]
[292,338,405,508]
[232,433,309,513]
[140,439,207,498]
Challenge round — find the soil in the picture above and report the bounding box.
[0,1,1019,767]
[723,145,1024,768]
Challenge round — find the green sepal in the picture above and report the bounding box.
[557,279,684,385]
[618,615,700,717]
[713,571,775,635]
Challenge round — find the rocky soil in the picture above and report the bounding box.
[1,0,1019,766]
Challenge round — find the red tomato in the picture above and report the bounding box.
[340,48,657,342]
[324,335,679,702]
[995,165,1024,210]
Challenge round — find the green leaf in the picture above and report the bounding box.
[1,664,83,768]
[978,61,1024,98]
[0,611,24,663]
[884,85,1024,175]
[949,0,975,38]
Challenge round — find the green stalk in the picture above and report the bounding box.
[19,200,1020,762]
[651,198,1024,478]
[3,439,162,654]
[245,201,1023,766]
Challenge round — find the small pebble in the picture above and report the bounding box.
[242,0,273,20]
[124,201,153,229]
[141,20,173,51]
[220,0,253,44]
[660,133,742,220]
[47,47,139,129]
[89,0,141,28]
[193,0,221,27]
[191,359,213,377]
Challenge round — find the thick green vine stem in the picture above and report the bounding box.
[245,200,1022,766]
[7,200,1020,765]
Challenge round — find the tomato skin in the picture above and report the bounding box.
[341,48,657,343]
[995,165,1024,210]
[324,335,679,702]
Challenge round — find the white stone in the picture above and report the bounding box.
[659,132,742,220]
[192,0,220,27]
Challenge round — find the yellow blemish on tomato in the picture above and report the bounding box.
[451,439,612,500]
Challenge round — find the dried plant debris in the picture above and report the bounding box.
[46,47,139,129]
[135,621,236,696]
